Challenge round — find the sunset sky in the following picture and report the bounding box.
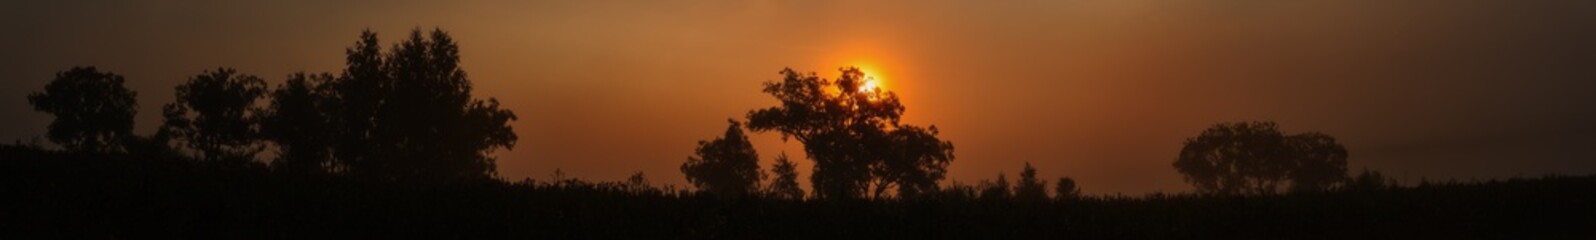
[3,0,1594,194]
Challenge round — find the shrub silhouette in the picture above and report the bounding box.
[27,66,138,153]
[160,68,269,165]
[681,120,764,196]
[1174,121,1349,195]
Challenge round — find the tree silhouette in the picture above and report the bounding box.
[260,72,338,173]
[766,152,805,200]
[872,125,955,199]
[324,28,518,180]
[1015,162,1048,201]
[1348,168,1395,191]
[1054,177,1080,200]
[161,68,268,165]
[681,120,764,196]
[980,173,1012,200]
[1173,121,1349,195]
[746,67,953,200]
[27,66,138,153]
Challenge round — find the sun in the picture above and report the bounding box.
[859,76,880,93]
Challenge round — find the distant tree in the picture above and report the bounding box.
[980,173,1012,200]
[260,72,338,173]
[27,66,138,153]
[1015,162,1048,201]
[766,152,806,200]
[1286,132,1349,193]
[1054,177,1080,200]
[746,67,953,200]
[325,28,518,180]
[625,171,655,194]
[161,68,268,165]
[1173,121,1349,195]
[1348,168,1394,191]
[681,120,765,196]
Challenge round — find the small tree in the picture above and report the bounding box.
[27,66,138,153]
[1014,162,1048,201]
[1054,177,1080,200]
[161,68,268,165]
[681,120,764,196]
[767,153,806,200]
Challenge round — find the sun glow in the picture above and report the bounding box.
[859,77,880,93]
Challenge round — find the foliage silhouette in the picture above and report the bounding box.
[745,67,953,200]
[1174,121,1350,195]
[1348,168,1396,191]
[1055,176,1080,200]
[161,68,269,166]
[259,72,338,173]
[681,120,764,196]
[1015,162,1048,201]
[322,28,517,180]
[980,172,1013,200]
[766,152,805,200]
[27,66,137,153]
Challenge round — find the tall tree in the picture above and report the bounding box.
[27,66,137,153]
[1014,162,1048,201]
[326,28,518,180]
[681,120,764,196]
[260,72,338,173]
[766,152,805,200]
[746,67,953,200]
[162,68,268,165]
[1173,121,1349,195]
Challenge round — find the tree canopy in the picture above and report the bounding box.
[681,120,764,196]
[260,72,338,173]
[1173,121,1349,195]
[161,68,268,165]
[27,67,138,153]
[745,67,953,200]
[319,29,518,180]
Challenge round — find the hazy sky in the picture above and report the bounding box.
[3,0,1594,194]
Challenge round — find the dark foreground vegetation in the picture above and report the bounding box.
[4,145,1593,239]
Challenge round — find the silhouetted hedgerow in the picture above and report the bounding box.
[4,144,1593,238]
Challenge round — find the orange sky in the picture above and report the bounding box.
[3,0,1596,194]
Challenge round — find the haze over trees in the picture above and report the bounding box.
[1173,121,1350,195]
[5,26,1591,239]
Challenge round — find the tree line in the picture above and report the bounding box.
[25,28,515,182]
[23,27,1391,199]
